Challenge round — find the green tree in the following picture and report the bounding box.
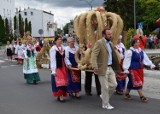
[14,16,17,31]
[63,20,73,35]
[55,28,62,36]
[5,18,9,34]
[14,16,18,38]
[25,18,29,32]
[4,18,10,41]
[137,0,160,34]
[103,0,134,30]
[0,16,6,43]
[125,28,134,49]
[28,21,32,34]
[19,14,24,37]
[63,23,69,35]
[103,0,160,34]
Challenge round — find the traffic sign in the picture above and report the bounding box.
[138,22,143,29]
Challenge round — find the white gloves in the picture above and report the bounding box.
[123,70,129,74]
[150,64,155,69]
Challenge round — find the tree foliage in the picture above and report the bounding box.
[103,0,134,30]
[103,0,160,34]
[4,18,10,41]
[14,16,17,31]
[137,0,160,34]
[18,14,26,37]
[28,21,32,34]
[25,18,29,32]
[0,15,5,42]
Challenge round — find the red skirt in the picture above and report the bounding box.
[129,69,144,87]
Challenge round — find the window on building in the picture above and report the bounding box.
[24,12,27,16]
[31,12,33,16]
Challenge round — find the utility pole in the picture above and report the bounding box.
[79,0,94,10]
[134,0,136,35]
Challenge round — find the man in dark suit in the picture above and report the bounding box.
[85,71,101,96]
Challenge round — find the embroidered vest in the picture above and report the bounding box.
[130,50,144,69]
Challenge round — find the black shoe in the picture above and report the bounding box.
[86,93,92,96]
[116,91,123,95]
[69,93,74,97]
[97,93,101,96]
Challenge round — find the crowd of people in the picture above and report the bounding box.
[4,27,156,110]
[133,29,160,50]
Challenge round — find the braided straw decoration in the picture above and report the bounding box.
[100,11,108,29]
[106,12,118,45]
[74,15,81,39]
[78,13,88,44]
[114,14,124,44]
[74,8,124,70]
[86,10,97,48]
[95,11,103,41]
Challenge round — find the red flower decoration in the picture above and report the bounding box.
[36,45,41,52]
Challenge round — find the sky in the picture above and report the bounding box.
[15,0,104,28]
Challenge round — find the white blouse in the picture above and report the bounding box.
[65,46,78,66]
[15,45,24,55]
[23,44,36,59]
[49,45,70,74]
[115,42,126,59]
[123,47,155,73]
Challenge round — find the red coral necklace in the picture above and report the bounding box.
[56,45,63,54]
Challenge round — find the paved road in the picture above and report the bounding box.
[0,52,160,114]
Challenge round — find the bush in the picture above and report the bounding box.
[125,28,134,49]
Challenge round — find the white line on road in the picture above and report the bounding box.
[1,65,19,68]
[0,60,5,63]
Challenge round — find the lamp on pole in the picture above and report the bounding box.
[79,0,94,10]
[134,0,136,35]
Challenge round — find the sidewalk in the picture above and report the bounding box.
[81,70,160,100]
[0,46,5,55]
[144,49,160,56]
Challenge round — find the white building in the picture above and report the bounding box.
[0,0,15,34]
[16,8,57,38]
[0,0,15,19]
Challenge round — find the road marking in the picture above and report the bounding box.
[1,64,19,68]
[0,60,5,63]
[4,59,16,62]
[10,65,19,66]
[1,66,9,68]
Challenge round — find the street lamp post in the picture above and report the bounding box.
[134,0,136,35]
[79,0,94,10]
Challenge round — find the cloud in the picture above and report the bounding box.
[34,0,104,8]
[15,0,104,28]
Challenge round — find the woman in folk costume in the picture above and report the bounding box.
[50,35,69,102]
[133,28,147,50]
[123,38,155,102]
[15,41,24,64]
[23,36,40,84]
[65,37,81,98]
[5,41,13,61]
[115,35,126,95]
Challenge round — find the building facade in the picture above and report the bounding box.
[16,8,57,38]
[0,0,15,35]
[0,0,15,19]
